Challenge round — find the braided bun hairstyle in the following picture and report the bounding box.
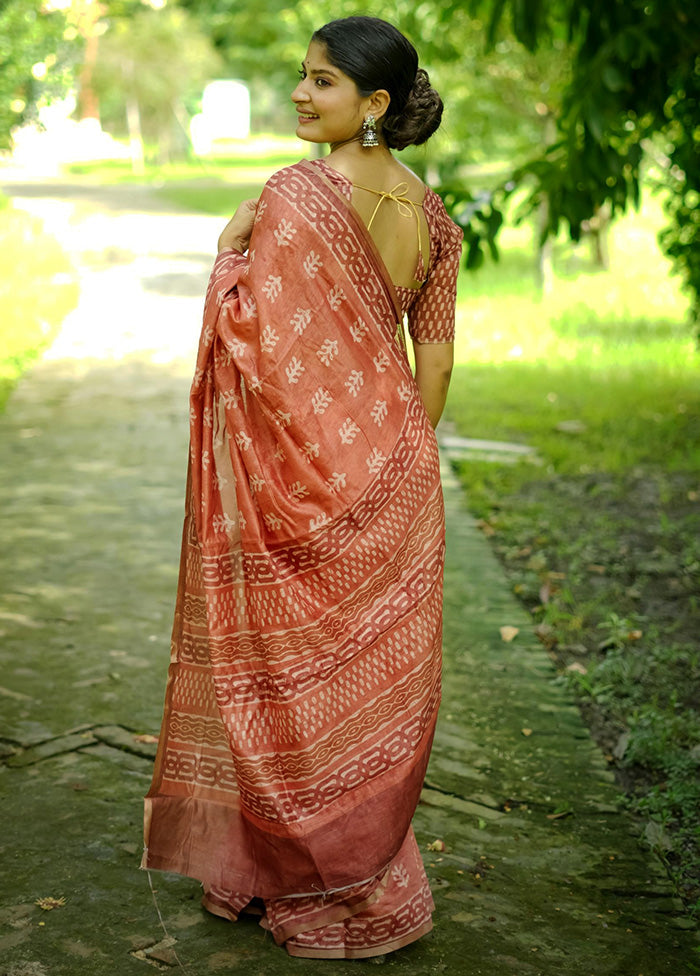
[311,16,443,151]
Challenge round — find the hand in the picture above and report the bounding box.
[217,198,259,253]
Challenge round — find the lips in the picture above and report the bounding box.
[297,112,319,122]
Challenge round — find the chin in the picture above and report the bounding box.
[296,129,325,144]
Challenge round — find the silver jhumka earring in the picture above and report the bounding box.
[361,114,379,148]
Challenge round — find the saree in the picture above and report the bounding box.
[143,159,445,957]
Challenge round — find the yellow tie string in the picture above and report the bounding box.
[352,181,424,275]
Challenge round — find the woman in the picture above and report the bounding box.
[143,15,462,960]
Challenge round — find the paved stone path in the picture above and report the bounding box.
[0,174,697,976]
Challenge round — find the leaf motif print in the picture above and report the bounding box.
[316,339,339,366]
[242,296,257,319]
[262,275,282,302]
[249,474,266,494]
[345,370,364,397]
[221,387,240,408]
[350,318,369,343]
[366,447,386,474]
[397,382,413,402]
[264,512,283,531]
[391,863,410,889]
[328,471,347,491]
[338,419,360,445]
[212,512,237,534]
[288,481,310,500]
[373,349,390,373]
[303,250,323,278]
[286,356,305,384]
[274,217,297,247]
[261,325,280,352]
[311,387,332,415]
[302,441,320,462]
[275,410,292,428]
[253,199,267,223]
[291,307,312,335]
[327,284,346,310]
[371,400,388,426]
[235,431,252,451]
[309,512,331,532]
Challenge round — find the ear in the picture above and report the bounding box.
[366,89,390,122]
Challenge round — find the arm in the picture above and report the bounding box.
[412,340,454,428]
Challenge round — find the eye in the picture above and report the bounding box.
[315,78,330,88]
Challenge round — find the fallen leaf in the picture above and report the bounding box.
[35,897,66,911]
[427,839,446,852]
[565,661,588,675]
[627,630,643,641]
[587,564,606,574]
[539,582,552,604]
[500,625,519,643]
[133,733,159,744]
[546,809,573,821]
[521,728,533,737]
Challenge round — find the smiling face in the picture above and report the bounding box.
[290,41,372,148]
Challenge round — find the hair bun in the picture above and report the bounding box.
[383,68,443,151]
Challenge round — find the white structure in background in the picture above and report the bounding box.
[190,80,250,156]
[11,93,130,175]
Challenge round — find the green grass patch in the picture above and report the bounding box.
[65,139,309,217]
[446,191,700,910]
[0,198,79,412]
[156,182,261,217]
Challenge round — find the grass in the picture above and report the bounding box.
[0,195,79,412]
[443,192,700,912]
[66,136,306,217]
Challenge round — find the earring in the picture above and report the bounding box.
[361,114,379,148]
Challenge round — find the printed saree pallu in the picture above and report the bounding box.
[143,160,444,958]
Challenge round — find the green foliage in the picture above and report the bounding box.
[0,0,76,148]
[466,0,700,333]
[0,197,79,412]
[446,196,700,901]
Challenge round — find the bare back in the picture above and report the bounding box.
[324,157,431,291]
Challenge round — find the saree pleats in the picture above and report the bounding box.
[143,160,445,953]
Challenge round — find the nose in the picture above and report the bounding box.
[291,79,309,104]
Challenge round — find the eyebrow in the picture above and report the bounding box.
[301,61,340,78]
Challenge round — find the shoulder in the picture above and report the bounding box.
[423,187,463,254]
[263,159,314,192]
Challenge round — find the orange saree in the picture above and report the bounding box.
[143,159,445,957]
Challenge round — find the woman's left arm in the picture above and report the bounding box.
[412,341,454,428]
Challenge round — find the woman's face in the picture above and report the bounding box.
[291,40,369,148]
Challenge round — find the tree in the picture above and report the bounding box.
[461,0,700,330]
[92,4,220,170]
[0,0,76,148]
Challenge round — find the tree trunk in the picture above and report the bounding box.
[535,193,554,295]
[125,94,145,176]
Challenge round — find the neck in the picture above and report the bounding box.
[327,138,393,163]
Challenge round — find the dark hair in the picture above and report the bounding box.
[311,16,443,150]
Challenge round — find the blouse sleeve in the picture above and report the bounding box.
[407,193,463,344]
